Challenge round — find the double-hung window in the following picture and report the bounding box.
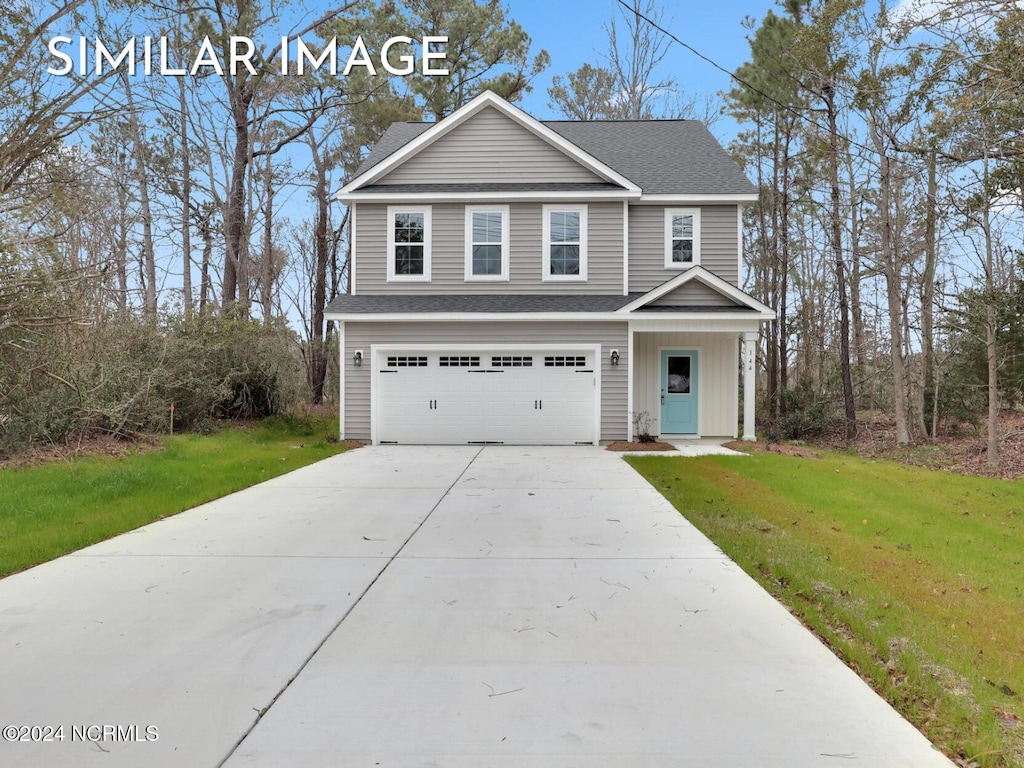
[465,206,509,281]
[387,206,431,281]
[542,204,587,281]
[664,208,701,268]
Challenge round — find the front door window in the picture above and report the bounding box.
[666,355,691,394]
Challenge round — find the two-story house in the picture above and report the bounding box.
[326,91,773,445]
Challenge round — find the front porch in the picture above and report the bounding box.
[628,324,759,442]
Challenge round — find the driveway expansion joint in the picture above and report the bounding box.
[215,447,484,768]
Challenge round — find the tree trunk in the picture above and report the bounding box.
[261,153,275,325]
[198,209,213,314]
[877,143,910,447]
[116,178,128,314]
[779,117,793,409]
[307,133,330,404]
[178,73,193,319]
[983,157,999,468]
[121,71,157,317]
[921,151,937,440]
[223,91,253,309]
[825,80,856,442]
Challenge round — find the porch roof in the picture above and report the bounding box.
[325,293,640,314]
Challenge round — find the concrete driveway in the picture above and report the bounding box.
[0,446,952,767]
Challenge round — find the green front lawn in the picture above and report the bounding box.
[628,450,1024,768]
[0,417,347,579]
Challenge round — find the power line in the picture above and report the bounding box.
[614,0,878,156]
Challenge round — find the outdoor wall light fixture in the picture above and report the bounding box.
[610,349,620,366]
[353,350,363,367]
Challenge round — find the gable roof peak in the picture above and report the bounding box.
[340,90,642,196]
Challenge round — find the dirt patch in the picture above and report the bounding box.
[605,440,677,452]
[338,439,366,450]
[808,409,1024,480]
[724,440,819,459]
[0,434,163,469]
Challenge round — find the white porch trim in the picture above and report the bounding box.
[627,324,634,441]
[743,331,757,441]
[618,265,775,315]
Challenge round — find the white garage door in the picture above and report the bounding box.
[374,348,598,445]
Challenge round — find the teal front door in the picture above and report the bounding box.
[660,349,698,434]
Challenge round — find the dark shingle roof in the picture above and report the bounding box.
[353,118,753,196]
[357,122,431,175]
[325,293,641,315]
[545,120,753,195]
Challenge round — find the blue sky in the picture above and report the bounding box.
[510,0,780,133]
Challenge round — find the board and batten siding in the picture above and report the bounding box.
[343,321,628,442]
[376,106,605,185]
[355,202,624,294]
[632,331,739,438]
[628,205,740,292]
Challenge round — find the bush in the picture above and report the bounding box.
[767,380,840,440]
[0,310,305,455]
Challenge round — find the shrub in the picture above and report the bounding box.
[0,310,305,455]
[768,380,840,440]
[632,411,656,443]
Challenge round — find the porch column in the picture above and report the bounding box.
[338,321,345,440]
[742,331,757,441]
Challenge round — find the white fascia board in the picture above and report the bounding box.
[617,265,775,315]
[340,91,641,194]
[630,317,765,334]
[338,189,641,203]
[324,310,773,323]
[637,193,759,204]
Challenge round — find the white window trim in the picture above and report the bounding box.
[387,205,432,282]
[664,208,701,269]
[464,205,510,282]
[542,204,588,282]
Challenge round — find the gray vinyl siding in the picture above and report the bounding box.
[632,331,739,438]
[650,281,741,307]
[355,202,624,294]
[376,107,605,185]
[628,205,739,292]
[342,321,628,441]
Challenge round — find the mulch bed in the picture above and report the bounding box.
[605,440,677,452]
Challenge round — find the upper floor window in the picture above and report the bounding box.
[665,208,701,268]
[465,206,510,281]
[542,204,588,281]
[387,206,431,281]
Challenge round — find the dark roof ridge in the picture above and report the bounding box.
[541,117,702,124]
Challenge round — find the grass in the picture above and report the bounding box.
[627,449,1024,768]
[0,416,347,579]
